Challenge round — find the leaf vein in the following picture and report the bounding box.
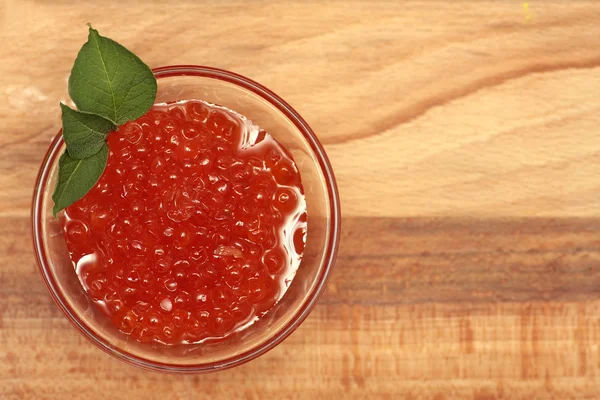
[91,31,117,122]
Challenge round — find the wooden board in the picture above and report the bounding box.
[1,1,600,398]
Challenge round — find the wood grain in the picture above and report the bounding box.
[1,1,600,399]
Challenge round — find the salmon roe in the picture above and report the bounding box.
[62,100,306,344]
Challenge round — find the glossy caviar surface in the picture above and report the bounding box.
[62,100,306,345]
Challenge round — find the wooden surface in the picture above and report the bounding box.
[1,1,600,399]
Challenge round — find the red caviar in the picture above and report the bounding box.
[62,100,306,344]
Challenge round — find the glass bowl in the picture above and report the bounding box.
[31,65,341,372]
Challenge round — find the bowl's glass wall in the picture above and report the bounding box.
[33,67,339,371]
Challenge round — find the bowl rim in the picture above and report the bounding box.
[31,65,341,373]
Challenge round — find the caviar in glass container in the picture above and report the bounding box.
[62,100,306,345]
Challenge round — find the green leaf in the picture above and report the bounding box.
[60,103,116,159]
[52,144,109,216]
[53,26,157,216]
[68,26,157,125]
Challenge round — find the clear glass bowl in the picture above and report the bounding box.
[31,66,341,372]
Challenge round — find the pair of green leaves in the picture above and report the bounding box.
[52,26,157,216]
